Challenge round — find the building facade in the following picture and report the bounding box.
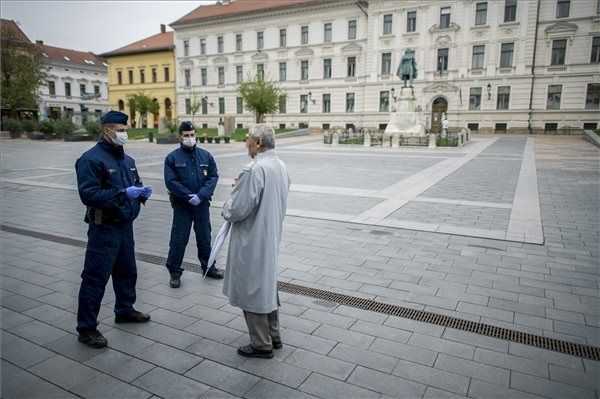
[37,41,109,123]
[101,25,176,128]
[171,0,600,133]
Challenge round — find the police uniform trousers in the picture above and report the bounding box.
[166,202,212,276]
[77,222,137,332]
[243,310,281,351]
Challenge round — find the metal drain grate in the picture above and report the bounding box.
[2,223,599,361]
[278,281,600,361]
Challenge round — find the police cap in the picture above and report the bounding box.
[101,111,128,125]
[179,121,195,133]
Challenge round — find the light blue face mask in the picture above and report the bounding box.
[113,131,128,146]
[182,137,196,147]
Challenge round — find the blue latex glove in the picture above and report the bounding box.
[188,194,201,206]
[125,186,145,200]
[141,186,153,199]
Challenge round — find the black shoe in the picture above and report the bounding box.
[115,310,151,324]
[237,344,273,359]
[203,267,224,280]
[78,329,107,348]
[169,273,181,288]
[272,339,282,350]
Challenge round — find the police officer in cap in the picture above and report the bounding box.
[164,121,223,288]
[75,110,152,348]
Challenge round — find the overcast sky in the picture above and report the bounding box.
[1,1,215,54]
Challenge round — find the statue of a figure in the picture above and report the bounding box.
[396,49,418,88]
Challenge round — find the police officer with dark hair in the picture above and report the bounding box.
[75,111,152,348]
[164,121,222,288]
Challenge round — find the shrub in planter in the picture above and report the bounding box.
[214,137,221,144]
[53,119,76,139]
[65,127,94,142]
[84,120,102,138]
[21,119,37,133]
[224,136,230,143]
[2,119,22,138]
[207,136,213,143]
[199,136,206,143]
[39,120,54,137]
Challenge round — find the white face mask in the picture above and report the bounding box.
[113,131,128,146]
[182,137,196,147]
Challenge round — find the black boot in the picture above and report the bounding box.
[203,266,224,280]
[237,344,273,359]
[78,329,107,348]
[170,273,181,288]
[115,310,151,324]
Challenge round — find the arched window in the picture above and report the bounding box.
[118,99,124,111]
[165,98,172,120]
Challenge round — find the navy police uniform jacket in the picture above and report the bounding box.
[164,145,218,207]
[75,140,142,224]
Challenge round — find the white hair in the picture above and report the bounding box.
[248,124,275,149]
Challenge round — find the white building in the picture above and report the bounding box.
[171,0,600,134]
[37,41,109,124]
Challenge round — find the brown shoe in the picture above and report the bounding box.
[237,344,273,359]
[115,310,151,324]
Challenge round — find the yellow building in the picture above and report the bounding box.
[101,25,175,128]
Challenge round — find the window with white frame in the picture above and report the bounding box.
[300,94,308,113]
[591,37,600,63]
[504,0,517,22]
[184,69,191,87]
[218,97,225,114]
[200,38,206,55]
[279,28,287,48]
[183,40,189,56]
[348,20,357,40]
[301,26,309,45]
[346,92,355,112]
[437,48,449,72]
[500,42,514,67]
[185,98,191,114]
[324,23,332,43]
[547,84,562,109]
[218,66,225,85]
[347,56,356,77]
[279,95,286,113]
[257,31,264,50]
[279,62,287,81]
[469,87,482,110]
[381,52,392,75]
[236,65,243,83]
[322,94,331,113]
[383,14,393,35]
[236,97,243,114]
[48,81,55,95]
[585,83,600,109]
[323,58,332,79]
[551,39,567,65]
[472,45,485,69]
[201,68,207,86]
[257,63,264,80]
[440,7,451,29]
[407,11,417,32]
[217,36,224,53]
[379,91,389,112]
[301,60,309,80]
[236,33,242,51]
[497,86,510,110]
[201,97,207,114]
[475,2,487,25]
[556,0,570,18]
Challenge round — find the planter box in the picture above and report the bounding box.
[156,135,179,144]
[214,137,221,144]
[64,134,95,142]
[224,137,231,143]
[207,137,214,143]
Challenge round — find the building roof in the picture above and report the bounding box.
[100,31,174,57]
[1,18,32,43]
[37,43,106,68]
[171,0,319,26]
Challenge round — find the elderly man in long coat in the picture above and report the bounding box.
[222,125,290,359]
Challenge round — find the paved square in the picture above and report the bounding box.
[1,134,599,399]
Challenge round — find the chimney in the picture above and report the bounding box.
[36,40,43,45]
[160,24,166,33]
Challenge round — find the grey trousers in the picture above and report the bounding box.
[243,310,280,351]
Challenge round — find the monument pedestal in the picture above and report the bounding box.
[384,92,425,146]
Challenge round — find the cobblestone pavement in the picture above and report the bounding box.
[1,135,599,399]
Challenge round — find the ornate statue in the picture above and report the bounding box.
[396,49,418,88]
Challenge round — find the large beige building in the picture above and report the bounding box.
[171,0,600,134]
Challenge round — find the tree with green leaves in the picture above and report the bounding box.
[127,92,159,128]
[1,29,45,118]
[238,75,282,123]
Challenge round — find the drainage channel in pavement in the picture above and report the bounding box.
[2,223,598,361]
